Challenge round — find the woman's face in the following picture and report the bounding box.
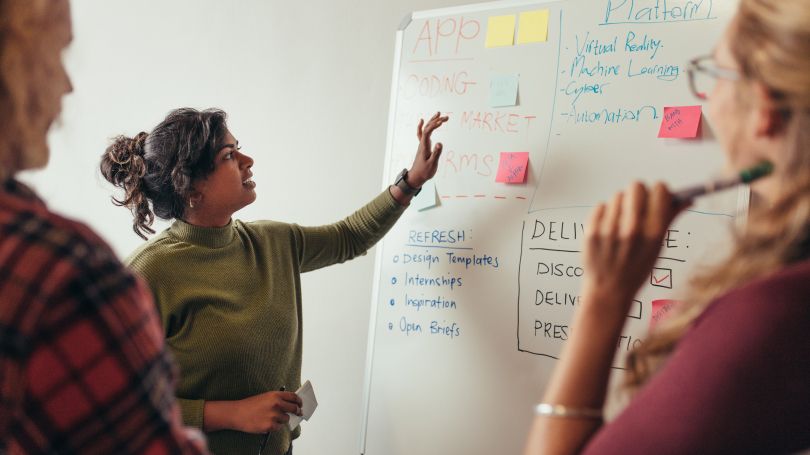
[707,26,754,170]
[707,21,780,198]
[191,130,257,219]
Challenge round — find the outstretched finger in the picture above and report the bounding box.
[620,182,646,238]
[423,116,449,137]
[416,119,424,140]
[585,203,607,246]
[602,192,623,237]
[275,400,300,414]
[647,182,677,235]
[429,142,443,163]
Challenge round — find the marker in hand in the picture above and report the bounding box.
[257,386,285,455]
[672,161,773,205]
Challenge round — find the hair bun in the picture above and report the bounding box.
[101,132,148,186]
[131,131,148,157]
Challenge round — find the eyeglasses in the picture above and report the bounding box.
[687,55,741,100]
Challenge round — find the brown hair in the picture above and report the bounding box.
[100,108,229,239]
[624,0,810,390]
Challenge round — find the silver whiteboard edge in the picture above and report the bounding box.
[359,27,405,455]
[410,0,561,20]
[399,13,413,31]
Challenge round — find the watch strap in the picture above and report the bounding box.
[395,169,422,196]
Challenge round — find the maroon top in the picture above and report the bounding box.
[584,259,810,455]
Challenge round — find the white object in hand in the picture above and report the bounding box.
[287,380,318,430]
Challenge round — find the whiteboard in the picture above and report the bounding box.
[361,1,742,453]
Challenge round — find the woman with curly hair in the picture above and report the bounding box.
[101,107,447,454]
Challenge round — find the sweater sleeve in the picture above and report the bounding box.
[177,398,206,429]
[292,189,406,273]
[582,264,810,455]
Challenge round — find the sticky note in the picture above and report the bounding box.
[658,106,702,138]
[490,73,519,108]
[496,152,529,183]
[650,299,682,329]
[485,15,516,48]
[517,10,549,44]
[412,179,438,211]
[287,380,318,430]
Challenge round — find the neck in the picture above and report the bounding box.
[182,210,233,228]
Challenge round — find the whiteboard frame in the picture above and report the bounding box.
[358,1,751,452]
[358,19,406,455]
[359,3,569,453]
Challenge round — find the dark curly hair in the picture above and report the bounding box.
[100,108,229,239]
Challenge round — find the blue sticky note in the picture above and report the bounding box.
[490,73,519,108]
[413,180,438,211]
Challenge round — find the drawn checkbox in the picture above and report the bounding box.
[651,267,673,289]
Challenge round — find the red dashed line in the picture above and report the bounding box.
[437,194,528,200]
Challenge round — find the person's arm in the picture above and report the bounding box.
[294,113,448,272]
[388,112,448,206]
[524,183,682,455]
[27,272,209,454]
[200,391,302,433]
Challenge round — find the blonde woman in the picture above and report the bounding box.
[525,0,810,453]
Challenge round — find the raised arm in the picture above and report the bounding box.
[524,182,682,455]
[295,113,448,272]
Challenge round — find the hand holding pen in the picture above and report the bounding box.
[253,386,302,454]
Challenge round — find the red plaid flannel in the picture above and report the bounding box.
[0,180,209,454]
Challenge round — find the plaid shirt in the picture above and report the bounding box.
[0,180,208,454]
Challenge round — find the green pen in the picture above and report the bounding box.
[673,161,774,205]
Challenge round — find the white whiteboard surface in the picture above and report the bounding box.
[362,1,741,454]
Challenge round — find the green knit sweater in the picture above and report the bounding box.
[125,190,406,455]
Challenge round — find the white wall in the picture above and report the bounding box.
[20,1,482,454]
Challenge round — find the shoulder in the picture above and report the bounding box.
[0,191,145,332]
[698,259,810,331]
[238,219,302,244]
[0,191,121,275]
[125,230,182,275]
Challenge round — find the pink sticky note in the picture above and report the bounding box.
[650,299,682,329]
[496,152,529,183]
[658,106,702,138]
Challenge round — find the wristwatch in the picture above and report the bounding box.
[394,168,422,196]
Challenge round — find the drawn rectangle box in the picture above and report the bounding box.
[650,267,673,289]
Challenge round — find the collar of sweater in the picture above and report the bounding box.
[170,218,235,248]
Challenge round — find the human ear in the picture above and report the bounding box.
[751,82,785,138]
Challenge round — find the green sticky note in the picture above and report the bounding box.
[486,15,516,48]
[490,73,519,108]
[413,180,438,211]
[517,10,549,44]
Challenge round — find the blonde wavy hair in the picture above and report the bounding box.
[624,0,810,390]
[0,0,70,178]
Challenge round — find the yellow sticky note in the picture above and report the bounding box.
[485,15,516,48]
[517,10,549,44]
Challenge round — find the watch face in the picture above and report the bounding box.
[395,169,415,194]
